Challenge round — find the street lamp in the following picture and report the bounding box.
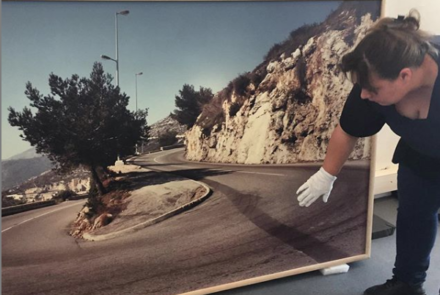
[100,54,116,62]
[135,72,143,112]
[101,10,130,87]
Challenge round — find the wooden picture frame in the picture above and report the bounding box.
[2,1,382,295]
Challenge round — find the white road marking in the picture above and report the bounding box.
[235,171,286,177]
[153,155,196,169]
[1,201,83,233]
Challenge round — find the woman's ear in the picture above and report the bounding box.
[398,68,413,82]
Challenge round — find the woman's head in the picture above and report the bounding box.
[340,10,438,105]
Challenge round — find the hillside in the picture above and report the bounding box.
[3,167,90,206]
[148,115,186,138]
[2,147,90,205]
[2,149,54,190]
[7,147,45,160]
[142,115,186,153]
[185,2,379,164]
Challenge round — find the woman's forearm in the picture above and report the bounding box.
[322,124,358,176]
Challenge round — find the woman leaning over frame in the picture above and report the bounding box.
[296,10,440,295]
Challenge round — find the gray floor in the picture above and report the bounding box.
[216,196,440,295]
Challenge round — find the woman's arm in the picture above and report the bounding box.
[323,124,358,176]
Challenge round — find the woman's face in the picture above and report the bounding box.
[360,71,409,106]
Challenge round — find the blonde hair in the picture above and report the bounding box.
[340,9,438,91]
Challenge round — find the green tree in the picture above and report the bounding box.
[8,62,148,196]
[173,84,213,128]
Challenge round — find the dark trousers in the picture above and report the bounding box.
[392,165,440,286]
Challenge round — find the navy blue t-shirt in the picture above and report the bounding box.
[339,52,440,179]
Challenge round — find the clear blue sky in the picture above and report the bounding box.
[2,1,343,160]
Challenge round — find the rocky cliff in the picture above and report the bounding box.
[185,3,378,164]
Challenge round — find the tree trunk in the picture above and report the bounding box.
[90,165,106,195]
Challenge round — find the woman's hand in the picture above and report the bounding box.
[296,167,337,207]
[296,124,357,207]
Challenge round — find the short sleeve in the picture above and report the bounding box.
[339,84,386,137]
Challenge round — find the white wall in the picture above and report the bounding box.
[384,0,440,34]
[374,0,440,195]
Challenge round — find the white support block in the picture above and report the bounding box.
[320,264,350,276]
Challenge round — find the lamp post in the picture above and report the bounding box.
[101,10,129,87]
[100,10,129,161]
[135,72,143,112]
[115,10,129,87]
[135,72,143,154]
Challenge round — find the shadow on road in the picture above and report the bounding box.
[162,168,234,180]
[122,164,235,191]
[119,171,184,191]
[131,160,186,167]
[201,178,356,263]
[132,158,236,181]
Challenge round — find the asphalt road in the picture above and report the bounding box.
[2,148,371,295]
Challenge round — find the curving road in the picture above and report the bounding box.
[2,148,371,295]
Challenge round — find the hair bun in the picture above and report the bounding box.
[403,9,421,30]
[389,10,420,31]
[402,16,420,30]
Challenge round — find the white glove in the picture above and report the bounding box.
[296,167,337,207]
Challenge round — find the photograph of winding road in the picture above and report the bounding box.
[2,1,381,295]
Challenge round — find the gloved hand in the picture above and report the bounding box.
[296,167,337,207]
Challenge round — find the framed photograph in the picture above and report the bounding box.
[2,1,382,295]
